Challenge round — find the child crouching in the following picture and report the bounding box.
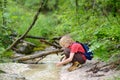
[56,35,86,72]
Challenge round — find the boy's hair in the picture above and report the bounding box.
[59,35,75,47]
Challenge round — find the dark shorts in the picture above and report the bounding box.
[64,48,86,64]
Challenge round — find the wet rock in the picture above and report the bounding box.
[14,41,36,54]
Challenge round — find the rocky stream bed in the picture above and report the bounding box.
[0,54,120,80]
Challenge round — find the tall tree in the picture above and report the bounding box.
[6,0,48,51]
[75,0,79,25]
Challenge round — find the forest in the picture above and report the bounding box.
[0,0,120,80]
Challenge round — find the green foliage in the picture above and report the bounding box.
[0,0,14,48]
[0,47,12,63]
[0,47,5,55]
[54,0,120,60]
[107,77,120,80]
[0,0,120,62]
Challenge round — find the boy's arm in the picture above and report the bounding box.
[61,56,66,61]
[56,53,75,66]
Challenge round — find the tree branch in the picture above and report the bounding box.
[5,0,48,51]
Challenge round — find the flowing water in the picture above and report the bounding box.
[1,47,119,80]
[0,54,120,80]
[21,54,61,80]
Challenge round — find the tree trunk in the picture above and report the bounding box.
[54,0,59,10]
[2,0,7,27]
[13,49,63,62]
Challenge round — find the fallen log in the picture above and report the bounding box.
[11,34,61,49]
[13,49,63,62]
[17,58,45,64]
[40,39,61,49]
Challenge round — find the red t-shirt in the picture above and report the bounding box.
[68,43,85,53]
[68,42,86,60]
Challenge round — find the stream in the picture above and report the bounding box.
[21,54,61,80]
[0,54,62,80]
[0,49,120,80]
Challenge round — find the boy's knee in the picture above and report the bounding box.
[80,59,86,64]
[64,48,70,53]
[64,48,70,57]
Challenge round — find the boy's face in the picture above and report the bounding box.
[63,43,70,48]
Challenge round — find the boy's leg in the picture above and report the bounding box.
[73,53,86,64]
[67,61,82,72]
[63,48,86,72]
[68,53,86,72]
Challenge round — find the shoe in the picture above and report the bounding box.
[68,61,82,72]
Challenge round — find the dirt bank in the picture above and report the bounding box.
[60,59,120,80]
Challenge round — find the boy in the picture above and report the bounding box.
[56,35,86,71]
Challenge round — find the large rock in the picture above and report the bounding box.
[14,41,36,54]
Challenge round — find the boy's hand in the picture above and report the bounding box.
[56,62,63,67]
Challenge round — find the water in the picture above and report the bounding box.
[21,54,61,80]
